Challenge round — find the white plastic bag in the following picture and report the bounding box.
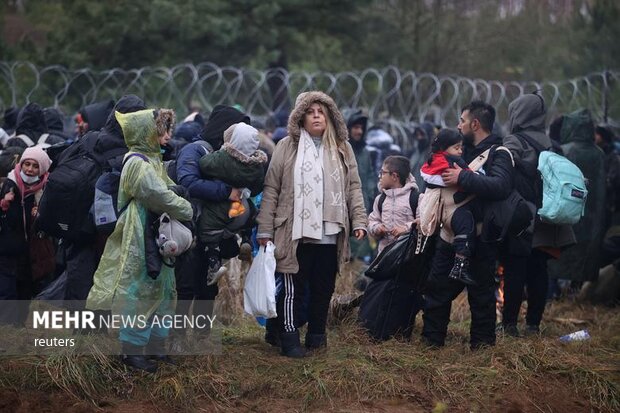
[243,242,277,318]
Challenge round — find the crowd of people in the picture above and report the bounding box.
[0,90,618,371]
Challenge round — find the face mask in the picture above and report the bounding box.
[20,170,40,185]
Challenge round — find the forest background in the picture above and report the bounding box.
[2,0,619,81]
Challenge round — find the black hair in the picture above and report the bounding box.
[383,155,410,186]
[461,100,495,133]
[427,128,462,165]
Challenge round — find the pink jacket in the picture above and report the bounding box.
[368,175,417,253]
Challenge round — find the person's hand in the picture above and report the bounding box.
[390,225,409,237]
[257,237,271,246]
[441,164,463,187]
[374,225,387,237]
[3,188,15,204]
[354,229,366,240]
[229,188,242,201]
[31,205,38,218]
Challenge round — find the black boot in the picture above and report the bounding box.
[448,255,476,286]
[305,333,327,350]
[145,336,175,365]
[121,342,158,373]
[264,318,280,347]
[279,331,305,358]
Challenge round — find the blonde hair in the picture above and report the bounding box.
[317,102,341,151]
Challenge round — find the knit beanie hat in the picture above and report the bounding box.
[20,145,52,175]
[224,123,259,157]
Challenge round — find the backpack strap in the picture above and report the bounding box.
[377,192,387,214]
[122,152,149,168]
[37,133,50,145]
[493,145,515,167]
[513,132,547,154]
[117,153,150,215]
[469,145,514,170]
[15,134,35,147]
[377,188,419,215]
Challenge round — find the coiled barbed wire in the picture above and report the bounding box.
[1,61,617,149]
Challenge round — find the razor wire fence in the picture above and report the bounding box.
[1,61,618,150]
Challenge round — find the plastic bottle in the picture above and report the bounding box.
[559,329,591,342]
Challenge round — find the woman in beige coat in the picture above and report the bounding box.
[257,91,367,358]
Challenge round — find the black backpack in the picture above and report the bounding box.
[36,132,126,242]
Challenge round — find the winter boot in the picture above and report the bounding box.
[279,331,306,358]
[146,336,175,365]
[121,342,158,373]
[448,255,476,286]
[305,333,327,350]
[264,318,280,347]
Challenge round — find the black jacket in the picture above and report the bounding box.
[459,134,514,201]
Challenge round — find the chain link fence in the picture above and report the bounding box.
[1,61,618,146]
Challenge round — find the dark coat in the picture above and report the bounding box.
[548,109,607,282]
[198,146,267,235]
[459,134,514,201]
[0,179,33,255]
[176,140,230,202]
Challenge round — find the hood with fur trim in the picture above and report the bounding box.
[287,91,348,144]
[116,108,175,155]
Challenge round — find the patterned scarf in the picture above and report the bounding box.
[292,129,346,241]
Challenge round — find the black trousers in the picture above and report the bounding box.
[173,241,219,335]
[64,242,99,309]
[422,238,497,347]
[277,243,338,335]
[501,249,549,327]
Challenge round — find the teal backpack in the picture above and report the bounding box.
[516,132,587,224]
[536,151,587,224]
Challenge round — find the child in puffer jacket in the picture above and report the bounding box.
[198,122,267,285]
[368,156,418,254]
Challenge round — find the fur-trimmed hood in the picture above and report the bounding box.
[287,91,348,144]
[221,142,268,165]
[116,108,175,155]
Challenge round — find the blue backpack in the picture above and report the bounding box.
[536,151,587,224]
[516,133,587,225]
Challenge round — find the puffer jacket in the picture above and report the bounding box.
[256,91,368,274]
[368,175,417,253]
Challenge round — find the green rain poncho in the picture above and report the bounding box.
[86,109,192,319]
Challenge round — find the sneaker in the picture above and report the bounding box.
[448,255,476,286]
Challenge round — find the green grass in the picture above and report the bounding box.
[0,259,618,412]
